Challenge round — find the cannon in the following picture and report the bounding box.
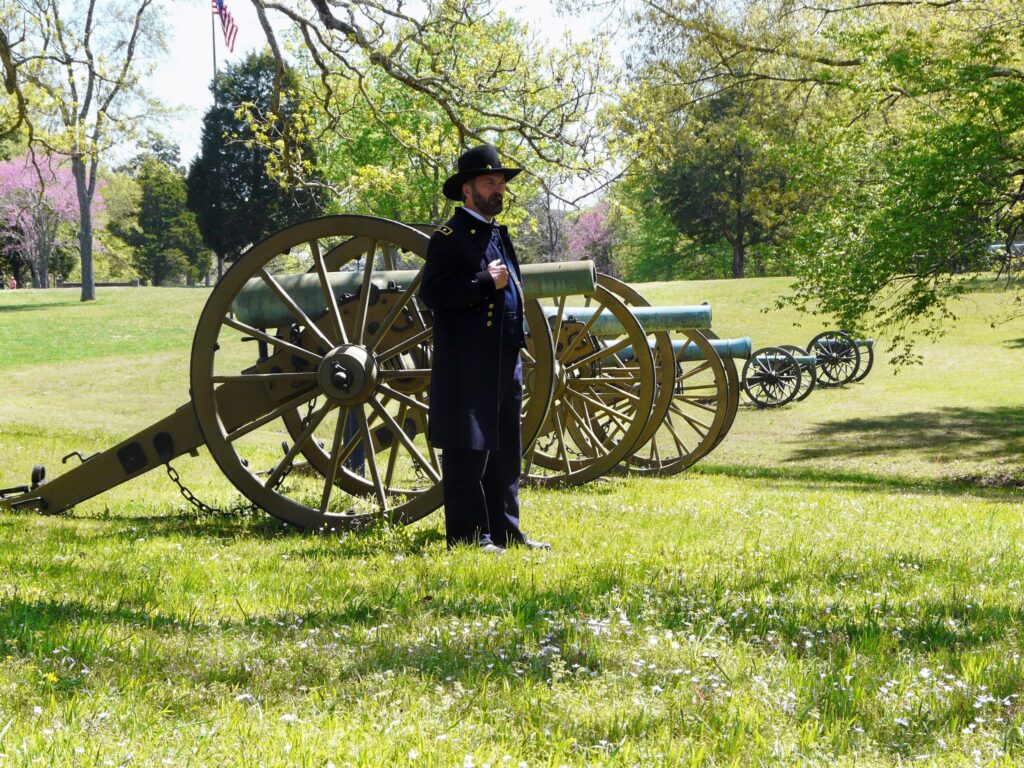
[0,216,599,530]
[804,331,876,387]
[613,334,752,473]
[524,275,739,480]
[741,347,810,408]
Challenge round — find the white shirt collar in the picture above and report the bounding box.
[461,206,494,225]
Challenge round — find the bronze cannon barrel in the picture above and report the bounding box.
[816,338,873,350]
[541,304,713,336]
[759,351,816,367]
[616,336,752,363]
[232,260,597,328]
[675,337,752,361]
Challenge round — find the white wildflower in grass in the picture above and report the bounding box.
[407,749,419,760]
[279,713,297,723]
[463,755,476,768]
[32,706,42,716]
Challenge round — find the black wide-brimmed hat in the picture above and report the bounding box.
[442,144,523,201]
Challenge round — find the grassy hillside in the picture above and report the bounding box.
[1,279,1022,766]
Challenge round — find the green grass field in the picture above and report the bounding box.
[1,278,1022,766]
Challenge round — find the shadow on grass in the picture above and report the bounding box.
[91,508,449,554]
[694,461,1023,498]
[778,405,1024,480]
[5,556,1024,696]
[0,299,82,313]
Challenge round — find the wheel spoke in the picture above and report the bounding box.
[559,302,608,362]
[567,336,633,373]
[661,412,693,455]
[265,401,336,489]
[310,238,348,347]
[377,384,431,413]
[667,402,711,435]
[355,239,378,345]
[379,368,431,379]
[258,267,334,351]
[221,317,323,365]
[675,396,721,414]
[319,407,349,515]
[369,397,441,483]
[356,405,388,510]
[568,388,632,427]
[227,390,320,442]
[382,403,405,488]
[678,360,713,381]
[550,295,567,352]
[377,326,433,363]
[552,407,573,477]
[366,271,423,352]
[564,399,611,457]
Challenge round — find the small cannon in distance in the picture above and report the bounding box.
[809,331,875,386]
[742,331,876,409]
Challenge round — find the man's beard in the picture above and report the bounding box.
[470,185,504,217]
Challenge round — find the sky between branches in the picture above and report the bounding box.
[149,0,613,166]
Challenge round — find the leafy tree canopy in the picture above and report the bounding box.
[248,0,612,230]
[620,0,1024,363]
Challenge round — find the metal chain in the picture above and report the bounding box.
[164,461,257,518]
[165,399,316,518]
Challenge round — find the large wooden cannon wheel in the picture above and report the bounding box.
[595,276,734,476]
[190,215,557,530]
[521,283,657,486]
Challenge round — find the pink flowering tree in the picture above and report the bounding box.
[566,201,616,277]
[0,154,96,288]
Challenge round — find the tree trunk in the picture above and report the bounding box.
[732,240,745,278]
[71,155,96,301]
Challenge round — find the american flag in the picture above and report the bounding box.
[212,0,239,53]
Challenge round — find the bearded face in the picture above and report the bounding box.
[465,173,506,217]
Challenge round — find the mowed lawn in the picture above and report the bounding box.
[1,278,1022,766]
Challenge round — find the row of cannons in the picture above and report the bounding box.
[0,216,872,532]
[740,330,875,408]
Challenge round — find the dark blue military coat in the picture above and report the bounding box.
[418,207,525,450]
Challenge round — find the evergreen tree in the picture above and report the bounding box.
[113,155,208,286]
[187,51,325,276]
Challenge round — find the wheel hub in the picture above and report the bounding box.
[317,344,378,404]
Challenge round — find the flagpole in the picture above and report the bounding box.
[211,5,218,86]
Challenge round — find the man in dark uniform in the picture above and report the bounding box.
[418,144,551,553]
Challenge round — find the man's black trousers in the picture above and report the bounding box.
[440,345,525,548]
